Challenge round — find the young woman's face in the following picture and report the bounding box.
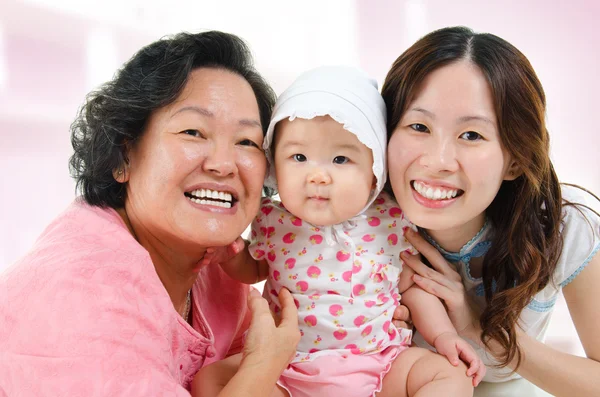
[387,60,517,237]
[274,116,375,226]
[123,68,267,249]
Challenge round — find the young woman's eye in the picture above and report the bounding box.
[238,139,260,148]
[181,129,203,137]
[460,131,483,141]
[409,123,429,133]
[293,154,307,162]
[333,156,349,164]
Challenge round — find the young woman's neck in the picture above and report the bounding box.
[116,207,202,315]
[425,214,486,253]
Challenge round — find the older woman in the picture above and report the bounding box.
[0,31,299,396]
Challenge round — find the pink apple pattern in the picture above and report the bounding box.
[248,193,417,364]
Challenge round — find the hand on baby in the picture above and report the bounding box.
[200,237,246,267]
[433,331,486,387]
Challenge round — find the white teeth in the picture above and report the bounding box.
[413,181,459,201]
[187,188,233,207]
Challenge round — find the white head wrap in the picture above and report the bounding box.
[264,66,388,214]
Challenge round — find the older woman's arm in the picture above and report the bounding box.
[192,288,299,397]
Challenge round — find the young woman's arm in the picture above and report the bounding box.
[403,229,600,396]
[494,254,600,397]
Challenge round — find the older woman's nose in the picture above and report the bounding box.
[202,142,237,176]
[420,137,459,173]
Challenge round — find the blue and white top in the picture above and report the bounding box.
[413,185,600,382]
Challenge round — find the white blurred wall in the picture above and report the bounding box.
[0,0,598,358]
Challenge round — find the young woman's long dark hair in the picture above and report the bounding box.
[381,26,563,370]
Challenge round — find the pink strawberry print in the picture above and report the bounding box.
[307,266,321,279]
[309,348,320,353]
[285,258,296,269]
[389,207,403,218]
[282,232,296,244]
[353,315,367,327]
[342,270,352,282]
[377,293,390,304]
[364,300,376,308]
[382,320,391,333]
[374,197,385,205]
[336,250,351,262]
[267,250,276,262]
[368,217,381,227]
[329,304,344,316]
[333,328,348,340]
[309,234,323,245]
[346,344,362,355]
[272,270,281,281]
[352,262,362,274]
[352,284,366,296]
[266,227,275,238]
[304,315,317,327]
[254,249,265,258]
[290,216,302,226]
[361,234,375,242]
[261,206,273,216]
[361,325,373,337]
[327,290,340,295]
[387,233,398,246]
[296,281,309,292]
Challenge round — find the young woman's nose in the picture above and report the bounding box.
[419,136,459,173]
[307,167,332,185]
[202,141,238,177]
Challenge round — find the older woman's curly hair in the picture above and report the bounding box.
[69,31,276,208]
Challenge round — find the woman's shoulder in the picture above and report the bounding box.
[554,184,600,287]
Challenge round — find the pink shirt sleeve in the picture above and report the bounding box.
[0,201,251,395]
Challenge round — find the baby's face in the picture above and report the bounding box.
[273,116,375,226]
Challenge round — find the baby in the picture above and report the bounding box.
[194,66,484,397]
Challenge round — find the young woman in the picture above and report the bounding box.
[382,26,600,396]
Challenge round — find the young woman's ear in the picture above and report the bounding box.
[504,161,522,181]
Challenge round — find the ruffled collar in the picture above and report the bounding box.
[421,218,492,266]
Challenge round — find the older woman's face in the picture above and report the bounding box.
[123,68,267,248]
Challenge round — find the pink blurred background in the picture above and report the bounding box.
[0,0,598,388]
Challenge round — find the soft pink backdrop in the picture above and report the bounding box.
[1,1,598,383]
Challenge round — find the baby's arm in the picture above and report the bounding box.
[219,241,269,285]
[401,285,485,384]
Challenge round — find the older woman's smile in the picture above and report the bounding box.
[184,187,237,209]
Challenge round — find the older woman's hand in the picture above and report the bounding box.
[241,288,300,372]
[401,229,481,340]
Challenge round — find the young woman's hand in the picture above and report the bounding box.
[392,304,413,331]
[241,288,300,373]
[401,230,481,341]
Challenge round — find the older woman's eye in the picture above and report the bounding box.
[460,131,483,141]
[333,156,349,164]
[409,123,429,133]
[181,129,203,137]
[293,154,307,162]
[238,139,260,148]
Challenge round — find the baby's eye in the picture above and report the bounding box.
[333,156,349,164]
[460,131,483,141]
[293,154,307,162]
[238,139,260,148]
[409,123,429,133]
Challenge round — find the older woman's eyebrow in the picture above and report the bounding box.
[173,105,261,128]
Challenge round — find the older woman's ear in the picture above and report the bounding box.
[113,166,129,183]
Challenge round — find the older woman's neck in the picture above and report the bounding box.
[116,207,201,313]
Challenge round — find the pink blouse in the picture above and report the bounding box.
[0,199,250,396]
